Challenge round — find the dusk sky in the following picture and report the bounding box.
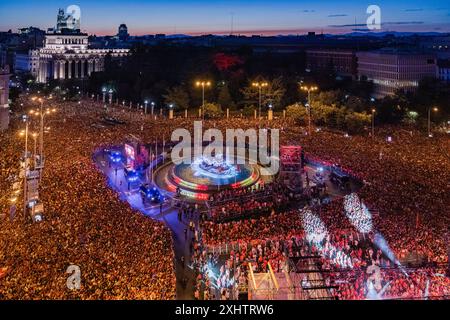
[0,0,449,36]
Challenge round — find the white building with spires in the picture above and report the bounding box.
[33,9,129,83]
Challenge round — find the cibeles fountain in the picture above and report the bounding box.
[154,151,273,201]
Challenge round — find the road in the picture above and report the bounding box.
[93,149,359,300]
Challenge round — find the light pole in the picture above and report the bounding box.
[300,85,318,135]
[102,87,107,104]
[31,133,38,168]
[30,99,57,164]
[19,115,29,222]
[144,100,149,115]
[371,109,376,138]
[31,97,43,161]
[428,107,438,137]
[108,89,113,105]
[151,102,155,116]
[196,81,211,120]
[252,81,268,122]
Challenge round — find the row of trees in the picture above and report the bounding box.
[286,103,371,134]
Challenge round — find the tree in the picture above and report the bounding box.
[286,103,308,125]
[163,86,190,110]
[345,112,371,133]
[203,103,223,119]
[241,76,286,109]
[313,90,344,108]
[217,85,235,110]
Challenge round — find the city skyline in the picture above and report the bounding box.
[0,0,450,36]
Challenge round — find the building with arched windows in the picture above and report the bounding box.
[32,9,129,83]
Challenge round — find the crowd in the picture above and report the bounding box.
[0,97,177,299]
[208,182,295,223]
[1,95,449,300]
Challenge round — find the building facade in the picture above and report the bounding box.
[356,49,437,98]
[33,10,129,83]
[437,60,450,82]
[306,49,357,78]
[0,65,11,131]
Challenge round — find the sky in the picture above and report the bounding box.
[0,0,449,36]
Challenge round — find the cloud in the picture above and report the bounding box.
[404,8,423,12]
[301,10,315,13]
[328,21,424,28]
[329,23,367,28]
[385,21,424,25]
[328,14,348,17]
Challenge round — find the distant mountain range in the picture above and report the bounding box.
[147,31,449,39]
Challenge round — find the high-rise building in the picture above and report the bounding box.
[306,49,357,78]
[356,49,437,98]
[0,65,11,131]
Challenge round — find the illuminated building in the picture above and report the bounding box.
[32,9,129,83]
[356,49,437,98]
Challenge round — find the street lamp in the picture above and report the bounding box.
[29,99,57,164]
[108,89,113,105]
[252,81,269,121]
[371,109,376,138]
[151,102,155,116]
[428,107,438,137]
[19,115,29,222]
[300,85,318,135]
[31,133,38,168]
[102,87,107,103]
[196,81,211,120]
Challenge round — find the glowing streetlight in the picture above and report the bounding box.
[428,107,439,137]
[300,85,319,135]
[30,97,57,165]
[252,81,269,121]
[371,109,376,138]
[196,81,212,120]
[102,87,107,103]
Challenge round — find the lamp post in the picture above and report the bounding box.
[252,81,268,122]
[108,89,113,105]
[169,104,174,120]
[102,87,107,104]
[268,103,273,121]
[428,107,438,137]
[30,97,42,161]
[30,99,56,165]
[196,81,211,120]
[20,115,29,222]
[31,133,38,168]
[144,100,149,115]
[300,85,318,135]
[371,109,376,138]
[151,102,155,116]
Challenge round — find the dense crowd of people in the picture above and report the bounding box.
[208,182,295,223]
[0,98,177,299]
[1,95,449,300]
